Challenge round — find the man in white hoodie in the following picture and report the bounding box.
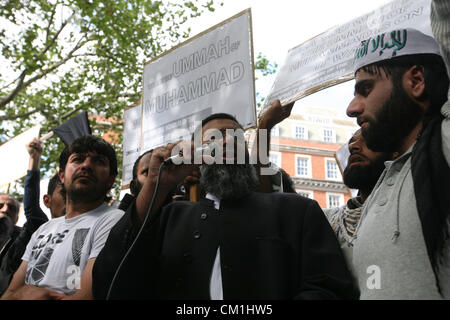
[346,2,450,299]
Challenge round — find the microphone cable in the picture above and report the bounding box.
[105,143,213,299]
[105,160,166,300]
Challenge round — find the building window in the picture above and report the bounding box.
[269,151,281,168]
[327,193,344,208]
[297,189,314,199]
[325,158,341,181]
[295,155,311,178]
[322,128,336,143]
[293,125,307,140]
[271,125,279,137]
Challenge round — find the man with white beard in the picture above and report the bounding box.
[93,113,358,300]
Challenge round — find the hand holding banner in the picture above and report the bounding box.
[263,0,432,110]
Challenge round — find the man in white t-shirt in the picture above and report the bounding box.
[1,135,123,300]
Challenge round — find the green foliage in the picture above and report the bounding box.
[254,52,278,110]
[0,0,219,196]
[254,52,277,78]
[0,0,278,200]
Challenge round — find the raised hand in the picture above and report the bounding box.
[26,137,43,171]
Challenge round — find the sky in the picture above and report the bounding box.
[183,0,394,117]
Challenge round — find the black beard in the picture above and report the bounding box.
[362,81,424,153]
[343,153,391,190]
[200,164,259,200]
[64,183,108,204]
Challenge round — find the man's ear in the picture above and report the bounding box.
[130,180,138,196]
[107,174,116,190]
[43,194,51,208]
[58,168,65,184]
[403,65,426,101]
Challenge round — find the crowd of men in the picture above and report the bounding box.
[0,0,449,300]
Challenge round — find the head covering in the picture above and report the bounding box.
[353,27,449,296]
[353,28,442,73]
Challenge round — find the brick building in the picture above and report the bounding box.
[258,104,358,209]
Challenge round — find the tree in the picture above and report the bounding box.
[254,52,278,111]
[0,0,219,193]
[0,1,278,200]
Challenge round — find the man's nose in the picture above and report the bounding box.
[0,204,10,214]
[80,156,95,170]
[346,96,364,117]
[349,139,362,153]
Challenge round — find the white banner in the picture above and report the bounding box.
[335,142,350,176]
[335,142,358,198]
[122,104,142,188]
[264,0,432,109]
[0,126,41,186]
[142,9,256,152]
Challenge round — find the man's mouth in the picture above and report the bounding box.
[74,174,96,183]
[348,154,366,167]
[357,118,367,127]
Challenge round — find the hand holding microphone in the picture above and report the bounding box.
[146,140,215,194]
[163,141,217,165]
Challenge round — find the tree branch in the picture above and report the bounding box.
[40,11,76,59]
[44,3,57,44]
[0,105,45,121]
[0,70,27,110]
[0,35,91,110]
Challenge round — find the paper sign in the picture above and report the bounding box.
[142,9,256,152]
[0,126,41,186]
[122,104,142,188]
[335,142,350,176]
[335,142,358,197]
[264,0,432,109]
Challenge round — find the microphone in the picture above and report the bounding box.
[163,142,216,164]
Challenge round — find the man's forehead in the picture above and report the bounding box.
[355,66,392,82]
[0,194,14,203]
[202,118,240,133]
[138,153,151,168]
[349,130,363,143]
[70,151,107,159]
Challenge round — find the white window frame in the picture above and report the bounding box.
[292,124,308,140]
[269,151,282,168]
[296,189,314,199]
[324,157,342,181]
[295,155,312,178]
[270,125,280,137]
[326,192,344,209]
[322,128,336,143]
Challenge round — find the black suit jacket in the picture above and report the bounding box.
[93,192,358,300]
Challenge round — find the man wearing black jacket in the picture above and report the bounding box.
[93,113,358,300]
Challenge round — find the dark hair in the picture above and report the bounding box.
[358,53,449,114]
[47,173,61,195]
[59,135,118,176]
[130,149,153,196]
[280,168,296,193]
[132,150,153,180]
[192,113,243,141]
